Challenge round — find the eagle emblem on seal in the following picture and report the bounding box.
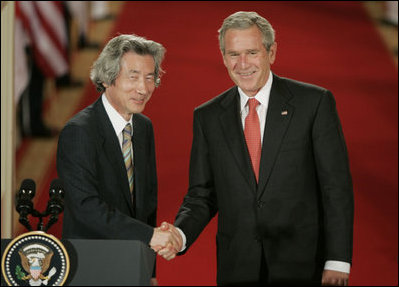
[18,243,57,286]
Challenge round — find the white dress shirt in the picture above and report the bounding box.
[102,94,133,151]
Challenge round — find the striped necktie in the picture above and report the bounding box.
[122,123,134,200]
[244,98,261,182]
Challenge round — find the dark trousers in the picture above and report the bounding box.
[259,250,269,285]
[220,246,269,286]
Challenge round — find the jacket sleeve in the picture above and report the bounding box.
[312,90,354,264]
[174,109,218,252]
[147,120,158,229]
[146,120,158,278]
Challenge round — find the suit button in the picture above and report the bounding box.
[257,200,265,208]
[254,236,262,243]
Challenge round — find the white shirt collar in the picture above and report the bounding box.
[102,94,133,136]
[239,70,273,111]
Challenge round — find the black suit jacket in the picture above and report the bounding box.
[175,74,354,285]
[57,97,157,244]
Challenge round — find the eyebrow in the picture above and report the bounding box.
[128,70,155,76]
[227,49,259,54]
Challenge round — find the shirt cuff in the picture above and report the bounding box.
[175,227,187,252]
[324,260,351,274]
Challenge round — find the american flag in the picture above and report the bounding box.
[15,1,69,79]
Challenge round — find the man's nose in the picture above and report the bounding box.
[136,78,148,95]
[238,54,249,69]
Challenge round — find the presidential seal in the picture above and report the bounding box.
[1,231,69,286]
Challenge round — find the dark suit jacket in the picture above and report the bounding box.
[57,97,157,245]
[175,74,354,285]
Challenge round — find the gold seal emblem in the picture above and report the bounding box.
[2,231,69,286]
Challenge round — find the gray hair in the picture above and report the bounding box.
[90,34,166,93]
[218,11,275,54]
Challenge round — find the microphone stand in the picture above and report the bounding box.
[31,209,50,232]
[18,209,60,232]
[18,213,33,231]
[44,214,59,232]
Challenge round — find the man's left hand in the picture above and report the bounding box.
[322,270,349,286]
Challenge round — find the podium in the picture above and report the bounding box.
[1,239,155,286]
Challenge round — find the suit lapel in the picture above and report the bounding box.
[219,88,257,193]
[95,99,135,212]
[257,76,294,199]
[132,115,146,216]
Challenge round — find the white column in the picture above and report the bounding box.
[1,1,16,239]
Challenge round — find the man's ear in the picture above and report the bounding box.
[222,52,228,67]
[269,42,277,65]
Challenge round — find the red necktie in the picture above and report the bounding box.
[244,98,261,182]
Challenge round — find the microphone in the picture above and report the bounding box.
[43,179,65,232]
[16,179,36,217]
[15,178,66,232]
[46,178,65,216]
[16,179,36,230]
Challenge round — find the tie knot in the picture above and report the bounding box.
[247,98,259,111]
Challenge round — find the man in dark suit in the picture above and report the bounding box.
[159,11,354,285]
[57,34,182,285]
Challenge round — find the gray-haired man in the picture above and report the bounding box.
[57,34,182,285]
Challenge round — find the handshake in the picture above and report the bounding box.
[149,222,183,260]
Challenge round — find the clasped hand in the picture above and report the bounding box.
[149,222,182,260]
